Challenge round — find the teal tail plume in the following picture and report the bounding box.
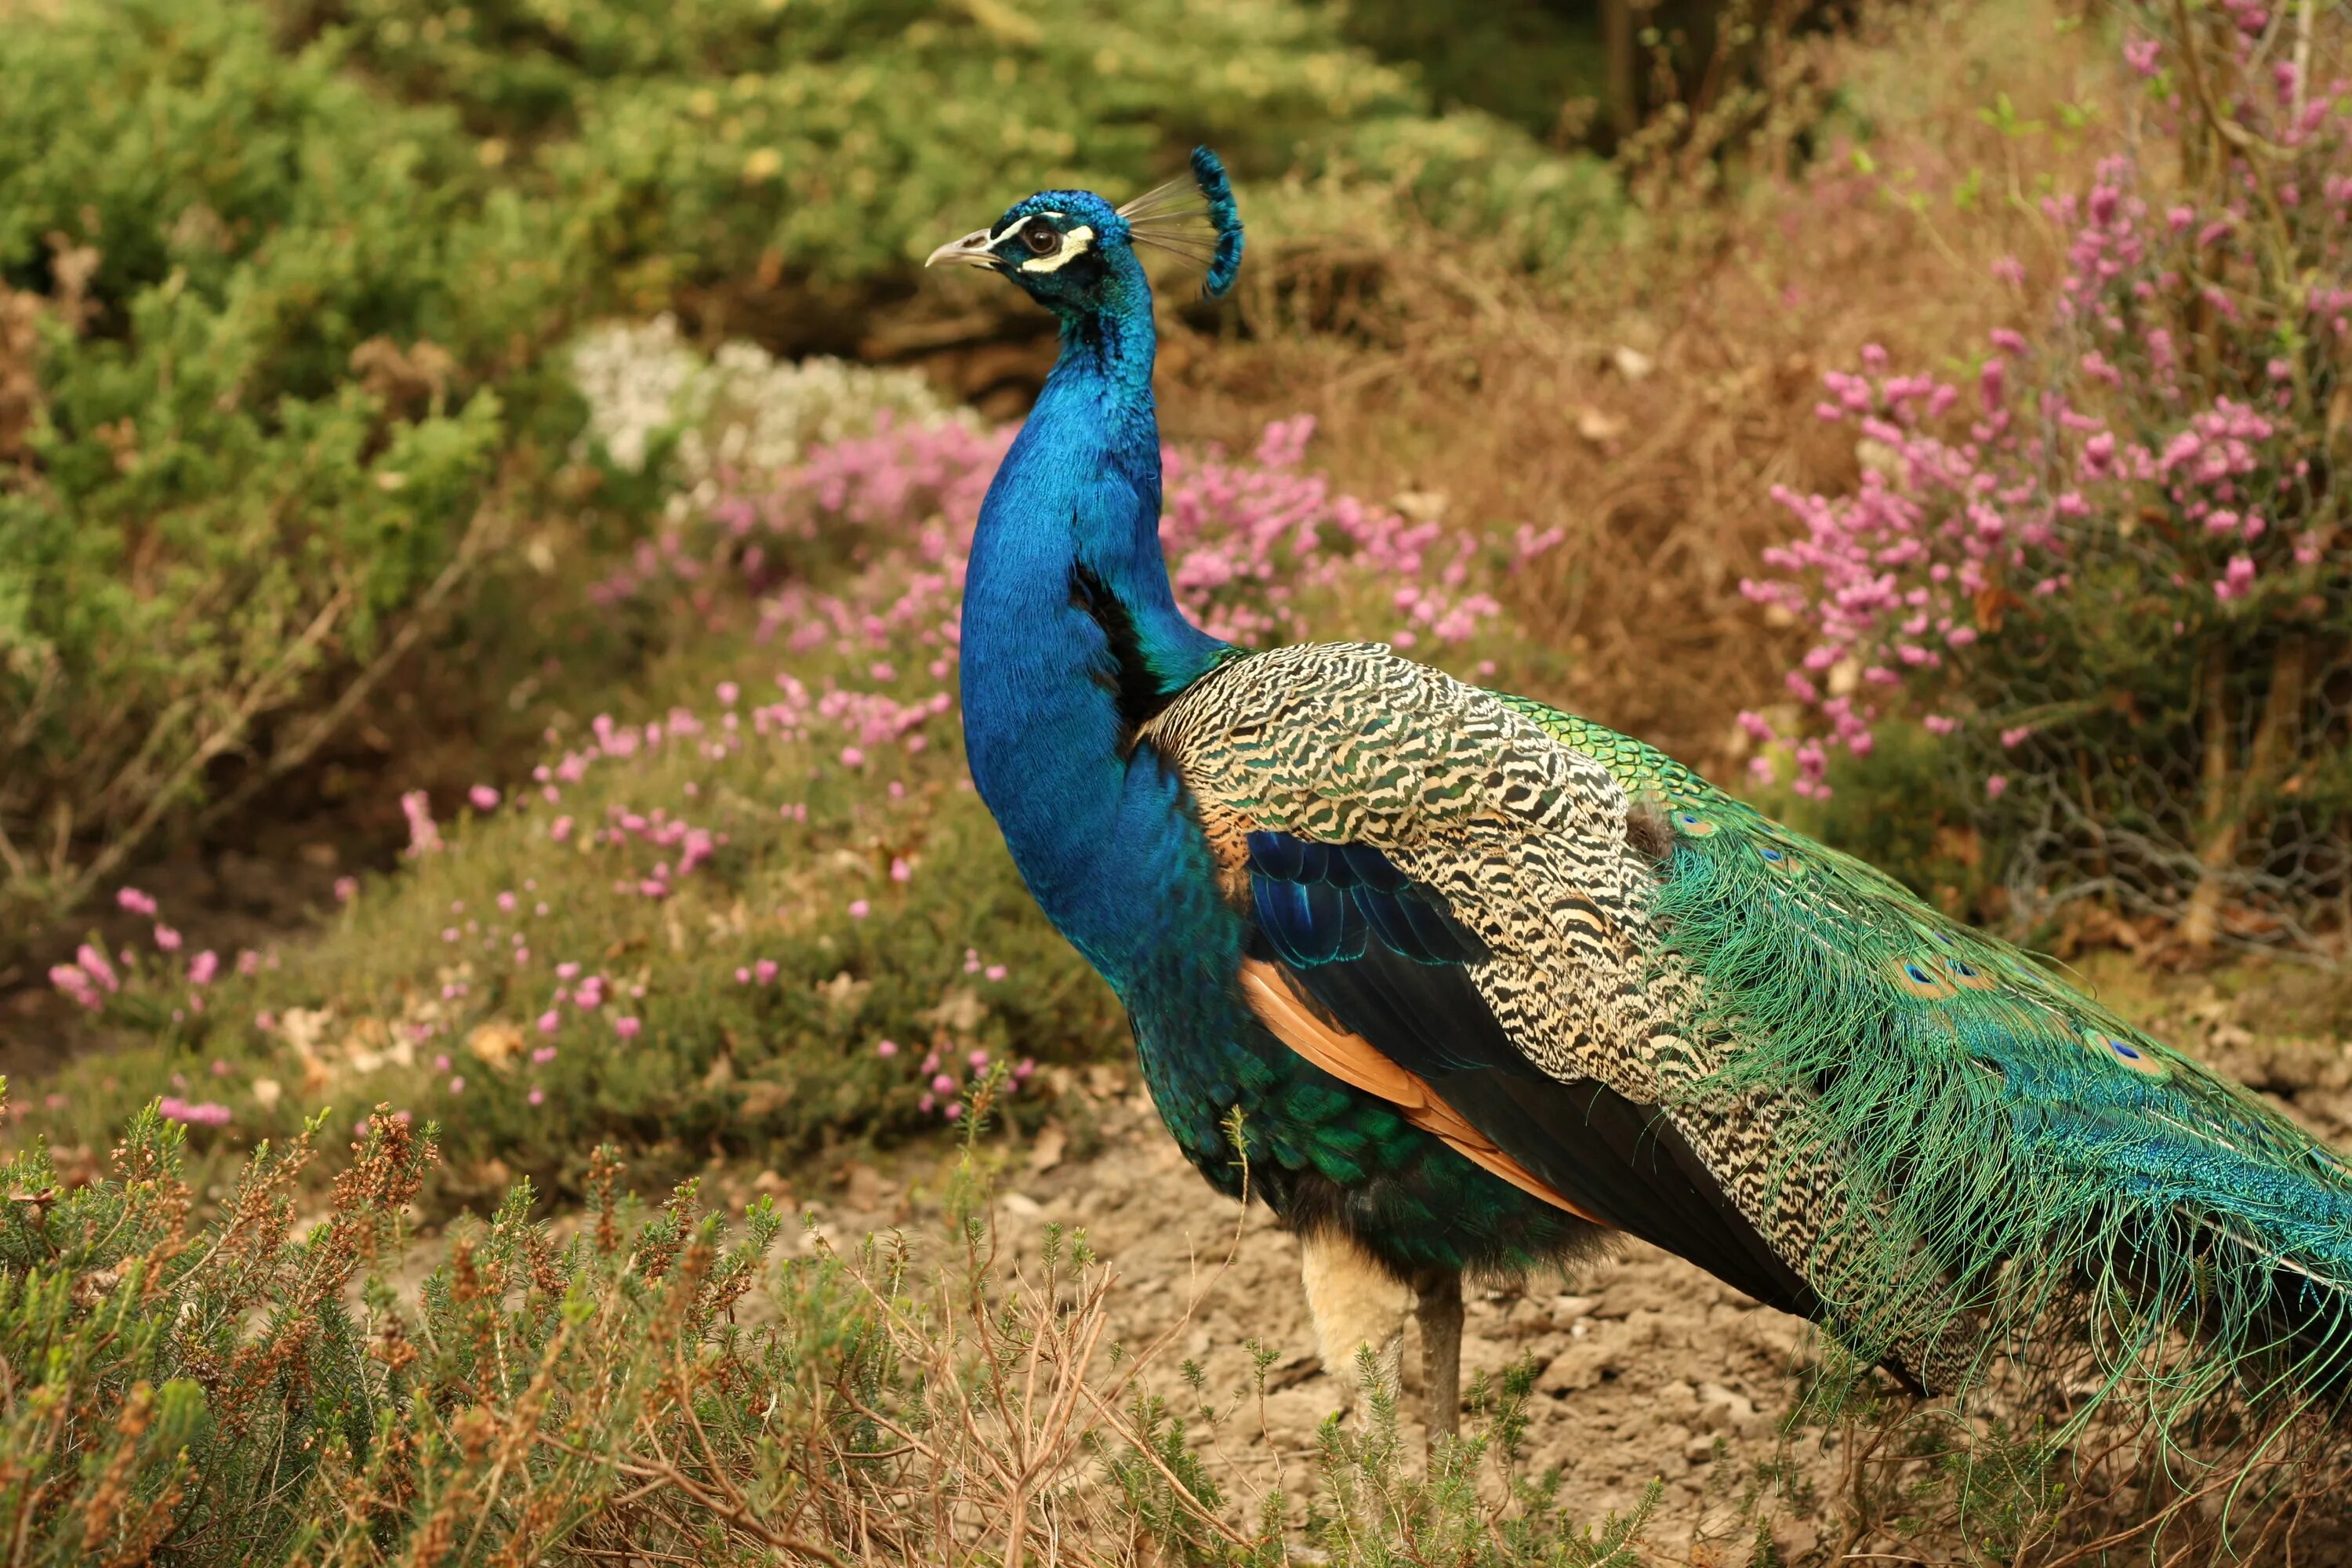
[1650,776,2352,1425]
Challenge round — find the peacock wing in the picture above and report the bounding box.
[1142,642,1969,1388]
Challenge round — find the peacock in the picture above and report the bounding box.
[927,149,2352,1453]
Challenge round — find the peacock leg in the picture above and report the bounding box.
[1413,1269,1463,1448]
[1298,1227,1414,1426]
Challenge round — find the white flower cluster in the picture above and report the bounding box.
[567,314,970,488]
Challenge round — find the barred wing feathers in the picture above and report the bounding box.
[1142,642,1970,1389]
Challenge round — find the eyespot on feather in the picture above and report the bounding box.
[1671,810,1717,838]
[1944,955,1999,990]
[2082,1025,2169,1077]
[1887,954,1959,999]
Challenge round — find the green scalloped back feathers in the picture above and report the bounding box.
[1493,693,2352,1419]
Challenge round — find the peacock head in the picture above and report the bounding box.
[924,146,1243,319]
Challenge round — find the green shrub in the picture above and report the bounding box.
[0,0,1624,948]
[0,0,578,933]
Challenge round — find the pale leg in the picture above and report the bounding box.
[1298,1227,1414,1424]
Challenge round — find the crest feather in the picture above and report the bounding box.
[1118,146,1244,298]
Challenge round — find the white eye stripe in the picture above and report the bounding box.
[992,210,1065,245]
[1018,223,1094,274]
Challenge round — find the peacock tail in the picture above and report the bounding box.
[1500,691,2352,1428]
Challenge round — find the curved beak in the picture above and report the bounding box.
[925,227,1001,270]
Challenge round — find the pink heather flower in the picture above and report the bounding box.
[1923,715,1958,736]
[469,785,500,811]
[985,964,1007,982]
[717,681,740,705]
[2123,35,2160,75]
[753,959,779,984]
[550,815,574,843]
[447,1075,466,1094]
[50,966,100,1009]
[1985,775,2009,800]
[401,790,443,855]
[877,1039,899,1058]
[1014,1058,1036,1080]
[840,746,866,768]
[1991,256,2027,286]
[944,1102,965,1120]
[735,967,752,984]
[532,1045,558,1064]
[556,961,580,980]
[536,1009,561,1035]
[2214,554,2257,601]
[158,1098,232,1127]
[968,1049,991,1070]
[77,944,120,993]
[334,876,358,902]
[848,899,870,920]
[890,857,911,883]
[497,891,517,913]
[117,887,158,916]
[256,1010,277,1032]
[918,1093,935,1112]
[1999,726,2034,749]
[614,1016,642,1040]
[528,1087,546,1105]
[154,924,182,953]
[187,950,219,986]
[931,1073,958,1094]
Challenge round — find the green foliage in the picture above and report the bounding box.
[0,0,1622,941]
[27,662,1120,1197]
[0,0,573,931]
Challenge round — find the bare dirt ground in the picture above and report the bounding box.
[962,1091,1836,1559]
[380,1074,1842,1559]
[681,1079,1848,1562]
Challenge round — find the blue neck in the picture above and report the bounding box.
[959,255,1229,972]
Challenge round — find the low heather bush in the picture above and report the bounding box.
[0,1087,1660,1566]
[1743,2,2351,953]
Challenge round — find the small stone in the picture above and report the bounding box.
[1537,1341,1616,1393]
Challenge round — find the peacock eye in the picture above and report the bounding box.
[1020,218,1061,256]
